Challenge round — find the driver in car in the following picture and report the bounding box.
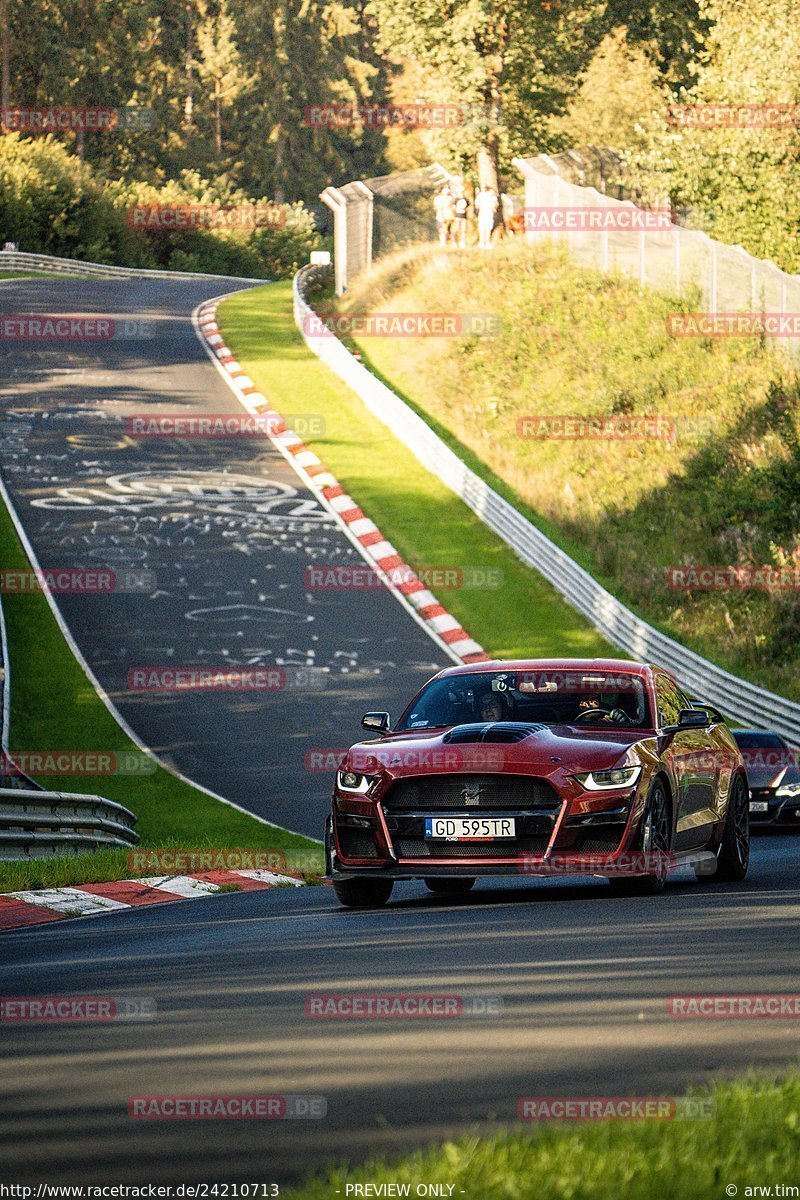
[577,694,628,724]
[477,688,506,723]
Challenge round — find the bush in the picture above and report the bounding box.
[0,132,142,264]
[0,134,320,278]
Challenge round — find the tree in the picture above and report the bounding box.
[231,0,389,205]
[194,0,247,155]
[10,0,153,159]
[368,0,604,189]
[602,0,706,88]
[554,27,666,153]
[628,0,800,271]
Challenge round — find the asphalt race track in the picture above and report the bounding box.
[1,836,799,1185]
[0,277,446,834]
[2,275,800,1191]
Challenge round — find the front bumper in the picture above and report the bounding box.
[748,787,800,826]
[328,776,641,880]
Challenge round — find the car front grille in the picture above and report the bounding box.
[383,774,561,812]
[337,828,380,859]
[395,836,551,858]
[571,833,624,853]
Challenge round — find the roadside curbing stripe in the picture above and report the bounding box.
[192,300,490,667]
[8,888,131,915]
[0,869,307,932]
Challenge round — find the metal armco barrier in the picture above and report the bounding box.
[0,248,264,282]
[0,590,10,784]
[294,264,800,743]
[0,578,139,857]
[0,789,139,860]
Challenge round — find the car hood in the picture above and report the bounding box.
[745,763,800,790]
[345,722,648,780]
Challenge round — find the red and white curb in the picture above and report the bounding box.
[0,869,304,931]
[194,300,489,665]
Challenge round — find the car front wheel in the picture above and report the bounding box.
[713,772,750,882]
[608,778,671,896]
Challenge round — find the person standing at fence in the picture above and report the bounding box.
[453,190,470,247]
[434,185,455,246]
[475,185,498,249]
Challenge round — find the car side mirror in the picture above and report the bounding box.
[362,711,391,734]
[678,708,709,729]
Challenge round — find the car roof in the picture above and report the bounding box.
[434,658,653,680]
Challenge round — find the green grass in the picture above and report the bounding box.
[0,271,82,279]
[337,242,800,700]
[218,284,616,662]
[0,486,320,894]
[288,1072,800,1199]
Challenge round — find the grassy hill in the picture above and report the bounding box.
[337,241,800,701]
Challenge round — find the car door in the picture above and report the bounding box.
[655,674,716,849]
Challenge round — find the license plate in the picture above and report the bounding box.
[424,817,516,841]
[749,801,769,813]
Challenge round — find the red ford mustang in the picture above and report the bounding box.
[325,658,750,907]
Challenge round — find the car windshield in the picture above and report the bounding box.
[396,669,651,731]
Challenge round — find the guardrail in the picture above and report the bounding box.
[0,589,10,785]
[0,569,139,856]
[293,264,800,744]
[0,788,139,860]
[0,248,264,282]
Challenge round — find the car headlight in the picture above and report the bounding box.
[574,766,642,791]
[336,770,376,794]
[776,782,800,798]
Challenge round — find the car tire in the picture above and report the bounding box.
[332,877,394,908]
[608,778,671,896]
[712,772,750,882]
[424,878,476,896]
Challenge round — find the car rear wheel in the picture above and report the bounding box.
[333,878,394,908]
[424,878,476,896]
[608,778,671,896]
[712,772,750,882]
